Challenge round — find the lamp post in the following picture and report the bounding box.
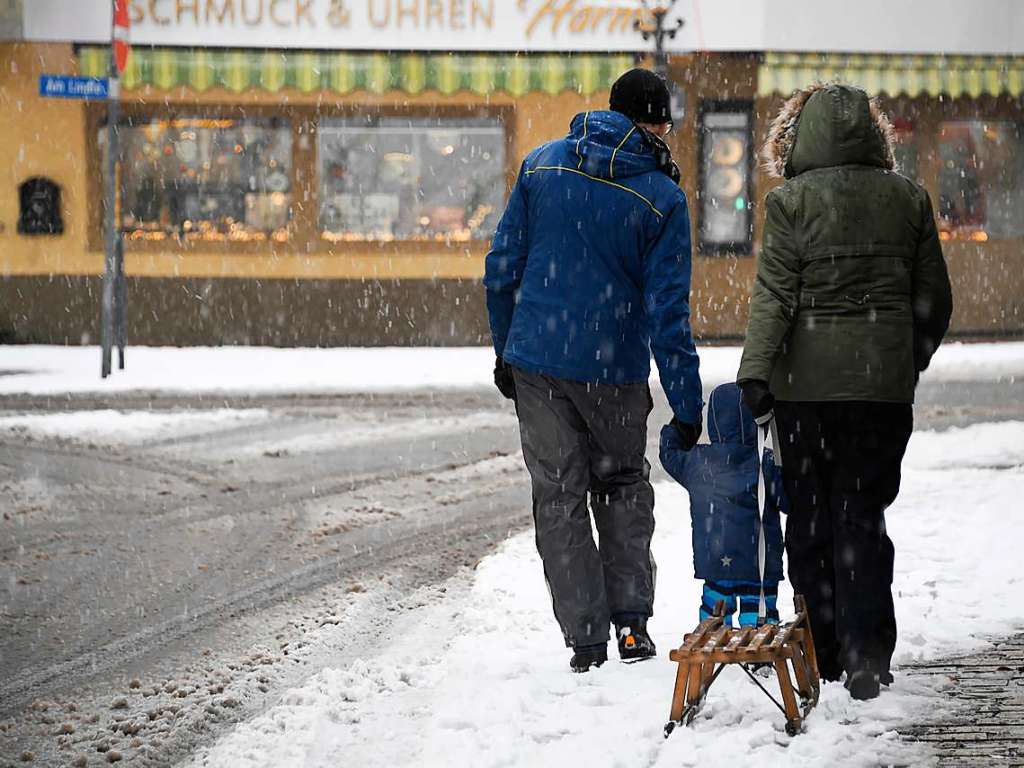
[634,0,684,79]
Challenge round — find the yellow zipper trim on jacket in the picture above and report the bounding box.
[609,126,636,180]
[575,111,590,169]
[525,165,664,218]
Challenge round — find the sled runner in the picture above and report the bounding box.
[664,595,820,737]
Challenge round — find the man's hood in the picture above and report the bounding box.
[706,383,756,447]
[567,110,667,181]
[761,82,896,179]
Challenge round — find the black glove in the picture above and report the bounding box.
[670,417,702,451]
[738,379,775,426]
[493,356,516,401]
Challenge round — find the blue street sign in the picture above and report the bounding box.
[39,74,110,101]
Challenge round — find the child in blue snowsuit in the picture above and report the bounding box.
[660,382,788,627]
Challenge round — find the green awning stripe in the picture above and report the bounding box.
[759,51,1024,98]
[79,47,634,97]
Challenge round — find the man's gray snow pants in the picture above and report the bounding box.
[512,367,656,649]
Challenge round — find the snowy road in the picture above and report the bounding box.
[1,344,1022,766]
[0,390,532,766]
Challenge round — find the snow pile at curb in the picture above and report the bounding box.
[0,408,270,444]
[921,341,1024,383]
[188,421,1024,768]
[0,341,1021,396]
[0,407,518,448]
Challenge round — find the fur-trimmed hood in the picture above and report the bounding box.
[761,82,897,179]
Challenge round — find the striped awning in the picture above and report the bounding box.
[79,47,635,97]
[758,52,1024,98]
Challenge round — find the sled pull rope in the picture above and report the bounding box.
[755,422,772,624]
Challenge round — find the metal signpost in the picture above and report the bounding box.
[101,0,129,378]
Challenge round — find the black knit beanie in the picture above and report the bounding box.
[609,68,672,125]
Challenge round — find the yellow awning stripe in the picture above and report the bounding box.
[759,52,1024,98]
[79,47,635,98]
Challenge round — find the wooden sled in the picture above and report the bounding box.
[664,595,821,738]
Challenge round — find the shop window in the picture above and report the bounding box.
[697,102,753,255]
[101,117,292,242]
[318,117,506,243]
[938,120,1024,241]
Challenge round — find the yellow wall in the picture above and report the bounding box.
[0,43,96,274]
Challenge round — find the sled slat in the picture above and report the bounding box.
[671,616,723,659]
[701,626,731,654]
[724,627,754,652]
[769,622,797,650]
[746,624,777,652]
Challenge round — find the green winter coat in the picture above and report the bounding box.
[738,83,953,403]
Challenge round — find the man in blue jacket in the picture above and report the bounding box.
[484,69,702,673]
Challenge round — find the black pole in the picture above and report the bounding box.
[101,89,118,377]
[100,5,119,379]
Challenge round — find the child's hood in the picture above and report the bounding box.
[707,383,757,446]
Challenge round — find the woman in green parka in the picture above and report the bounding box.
[736,83,953,700]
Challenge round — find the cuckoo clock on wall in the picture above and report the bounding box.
[18,177,64,236]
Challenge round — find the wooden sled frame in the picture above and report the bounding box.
[664,595,821,737]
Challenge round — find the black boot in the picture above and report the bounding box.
[616,621,656,662]
[846,670,881,701]
[570,643,607,673]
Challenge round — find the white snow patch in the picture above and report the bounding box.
[1,341,1020,396]
[0,346,498,395]
[0,408,270,444]
[903,420,1024,471]
[920,340,1024,383]
[186,421,1024,768]
[235,411,519,456]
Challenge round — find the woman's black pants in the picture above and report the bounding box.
[774,401,913,681]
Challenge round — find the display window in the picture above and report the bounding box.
[317,116,506,243]
[100,116,293,243]
[938,120,1024,241]
[93,108,511,251]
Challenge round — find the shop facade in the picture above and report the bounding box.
[1,1,1022,345]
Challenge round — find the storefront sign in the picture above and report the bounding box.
[128,0,654,50]
[25,0,713,52]
[39,74,110,100]
[21,0,1024,55]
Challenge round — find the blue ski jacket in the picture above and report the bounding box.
[483,110,702,425]
[659,383,787,583]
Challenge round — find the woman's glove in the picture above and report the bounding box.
[738,379,775,426]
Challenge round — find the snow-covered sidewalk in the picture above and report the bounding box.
[187,420,1024,768]
[1,341,1022,396]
